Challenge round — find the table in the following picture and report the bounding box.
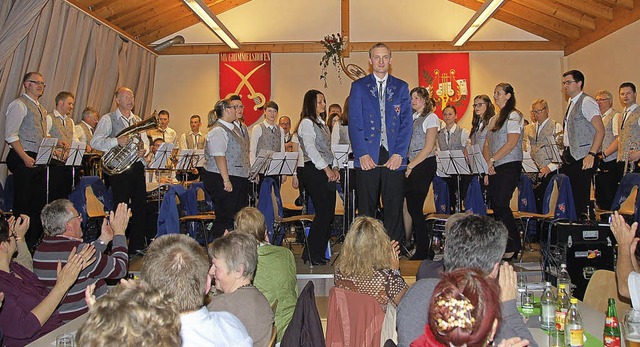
[26,313,88,346]
[527,301,606,347]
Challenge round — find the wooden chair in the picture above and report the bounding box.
[268,324,277,347]
[513,180,560,260]
[583,269,632,314]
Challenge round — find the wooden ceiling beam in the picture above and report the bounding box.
[512,0,596,30]
[122,1,195,34]
[599,0,634,10]
[134,0,250,44]
[103,0,170,24]
[565,0,640,54]
[551,0,614,20]
[450,0,568,46]
[498,0,581,38]
[158,41,563,55]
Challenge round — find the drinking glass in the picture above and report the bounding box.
[624,308,640,347]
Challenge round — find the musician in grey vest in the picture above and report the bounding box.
[4,72,51,248]
[526,99,563,212]
[595,90,622,210]
[91,87,149,255]
[249,101,285,190]
[404,87,439,260]
[483,83,524,258]
[179,115,205,150]
[470,94,496,208]
[75,107,99,150]
[47,91,79,201]
[616,83,640,174]
[297,90,339,266]
[561,70,605,218]
[202,99,250,239]
[437,105,471,213]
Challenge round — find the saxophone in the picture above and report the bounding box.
[101,111,158,175]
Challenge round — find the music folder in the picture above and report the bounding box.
[35,138,58,165]
[65,141,87,166]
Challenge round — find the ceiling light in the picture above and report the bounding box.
[452,0,505,47]
[183,0,241,49]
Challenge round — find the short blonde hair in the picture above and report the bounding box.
[209,232,258,280]
[335,216,391,278]
[531,98,548,111]
[76,281,181,347]
[235,207,267,242]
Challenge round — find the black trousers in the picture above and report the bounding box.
[107,161,148,253]
[561,149,597,218]
[595,160,623,210]
[6,149,46,249]
[405,156,436,259]
[300,162,336,262]
[201,170,249,239]
[444,175,472,213]
[356,147,405,242]
[489,161,521,254]
[534,173,554,213]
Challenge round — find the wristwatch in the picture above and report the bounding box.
[489,157,495,164]
[587,151,597,157]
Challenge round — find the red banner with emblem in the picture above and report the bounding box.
[219,52,271,126]
[418,53,470,121]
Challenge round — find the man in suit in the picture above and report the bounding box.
[348,42,412,242]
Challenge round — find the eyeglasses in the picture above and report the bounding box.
[66,214,82,223]
[596,98,611,102]
[27,80,46,87]
[562,80,576,86]
[472,103,486,108]
[532,107,547,115]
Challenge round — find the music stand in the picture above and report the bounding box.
[522,151,539,173]
[150,143,174,185]
[543,136,562,167]
[65,141,86,191]
[331,144,352,241]
[437,150,470,213]
[35,138,58,203]
[175,149,199,183]
[468,144,488,175]
[264,152,298,177]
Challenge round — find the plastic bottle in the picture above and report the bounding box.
[555,284,570,332]
[604,298,621,347]
[516,275,526,308]
[558,263,572,297]
[541,281,556,330]
[565,298,583,347]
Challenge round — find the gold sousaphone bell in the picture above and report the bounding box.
[101,111,158,175]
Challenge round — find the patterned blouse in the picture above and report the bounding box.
[334,268,408,311]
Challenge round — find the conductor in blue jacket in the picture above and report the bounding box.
[348,43,412,242]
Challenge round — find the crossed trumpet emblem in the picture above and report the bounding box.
[224,63,266,111]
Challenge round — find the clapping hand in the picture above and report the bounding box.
[389,240,400,270]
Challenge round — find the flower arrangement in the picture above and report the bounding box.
[319,33,347,87]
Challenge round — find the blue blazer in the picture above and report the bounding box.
[348,74,412,169]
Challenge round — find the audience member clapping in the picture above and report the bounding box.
[76,280,181,346]
[610,211,640,300]
[334,216,408,310]
[234,207,297,343]
[208,232,275,347]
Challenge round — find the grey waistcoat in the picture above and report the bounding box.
[437,126,463,151]
[618,108,640,162]
[566,93,596,160]
[107,112,141,138]
[205,123,250,178]
[78,122,93,143]
[17,95,48,153]
[257,123,282,152]
[527,119,556,169]
[408,116,434,161]
[49,115,74,143]
[488,112,523,167]
[470,123,488,147]
[185,132,205,149]
[300,121,334,167]
[601,110,619,162]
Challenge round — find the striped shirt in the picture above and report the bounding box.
[33,235,128,322]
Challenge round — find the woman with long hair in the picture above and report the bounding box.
[404,86,439,260]
[483,83,524,259]
[334,216,408,310]
[296,89,339,265]
[470,95,496,207]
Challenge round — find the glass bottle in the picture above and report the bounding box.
[558,263,572,297]
[565,298,583,347]
[555,284,570,332]
[603,298,621,347]
[541,281,556,330]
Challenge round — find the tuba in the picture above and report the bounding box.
[101,112,158,175]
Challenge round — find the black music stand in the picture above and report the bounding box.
[66,141,86,191]
[35,138,58,203]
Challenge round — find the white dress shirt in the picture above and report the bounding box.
[75,121,94,144]
[298,117,338,170]
[249,120,285,165]
[206,119,235,157]
[179,131,204,150]
[179,307,252,347]
[4,93,50,145]
[49,109,79,142]
[563,91,600,145]
[91,108,149,161]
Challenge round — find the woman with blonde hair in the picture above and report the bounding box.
[334,216,408,310]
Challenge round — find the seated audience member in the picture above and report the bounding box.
[411,268,529,347]
[610,211,640,300]
[0,215,94,346]
[415,213,468,281]
[334,216,408,311]
[33,200,129,322]
[208,232,274,347]
[141,234,252,346]
[76,280,181,346]
[234,207,297,343]
[397,214,537,347]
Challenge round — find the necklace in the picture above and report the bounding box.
[238,283,253,289]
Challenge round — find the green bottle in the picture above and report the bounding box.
[604,298,621,347]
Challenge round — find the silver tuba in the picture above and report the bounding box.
[101,111,158,175]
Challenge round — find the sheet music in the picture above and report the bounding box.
[250,149,274,179]
[544,136,562,163]
[35,138,58,165]
[522,151,539,173]
[449,149,471,175]
[265,152,298,176]
[65,141,87,166]
[436,151,451,177]
[193,149,205,167]
[175,149,194,170]
[150,143,174,169]
[468,144,488,175]
[332,144,351,168]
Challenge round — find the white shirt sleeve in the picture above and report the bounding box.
[179,133,188,150]
[4,99,28,144]
[581,96,601,122]
[45,115,52,137]
[75,124,86,143]
[208,127,229,156]
[249,124,262,166]
[279,127,285,152]
[506,112,523,134]
[90,115,119,151]
[298,119,328,170]
[331,126,340,146]
[460,128,470,147]
[292,134,304,168]
[422,113,440,132]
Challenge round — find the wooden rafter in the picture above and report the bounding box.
[599,0,634,10]
[551,0,614,20]
[499,0,580,38]
[159,40,563,55]
[512,0,596,30]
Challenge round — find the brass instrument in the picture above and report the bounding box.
[101,112,158,175]
[624,141,639,175]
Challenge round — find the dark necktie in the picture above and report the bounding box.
[563,101,572,137]
[621,109,630,129]
[378,81,384,104]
